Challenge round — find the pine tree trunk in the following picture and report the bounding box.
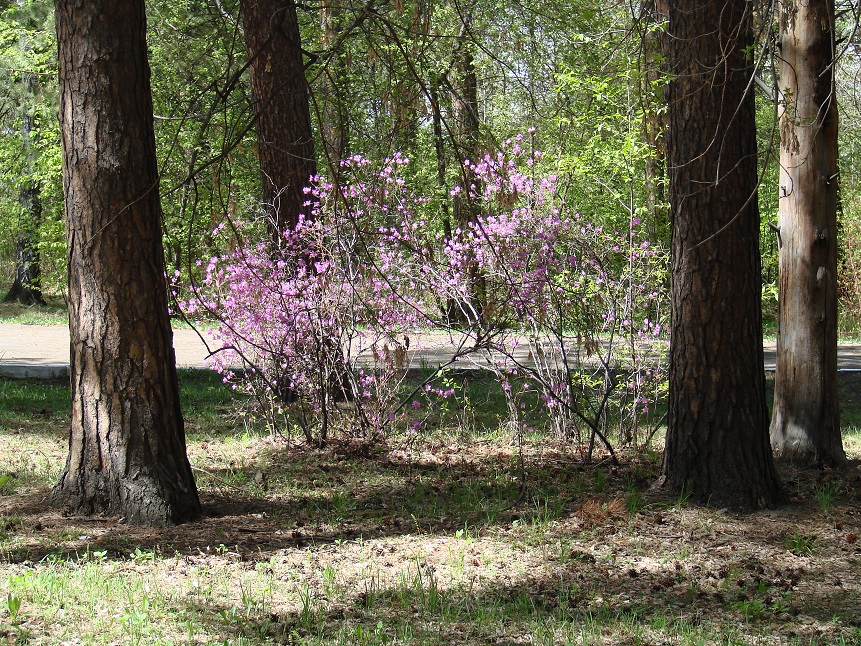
[770,0,846,467]
[240,0,317,236]
[660,0,782,510]
[49,0,200,525]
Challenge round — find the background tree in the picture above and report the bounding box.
[317,1,350,169]
[660,0,782,509]
[3,72,45,305]
[49,0,200,524]
[0,0,63,300]
[770,0,847,467]
[239,0,316,235]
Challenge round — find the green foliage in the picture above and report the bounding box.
[3,0,861,332]
[814,482,839,515]
[0,0,63,292]
[146,0,260,280]
[785,532,818,555]
[732,577,792,622]
[626,488,646,515]
[6,592,22,623]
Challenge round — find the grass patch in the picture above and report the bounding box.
[0,372,860,644]
[0,297,68,325]
[0,294,214,330]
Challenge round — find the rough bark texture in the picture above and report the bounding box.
[452,19,481,195]
[661,0,782,510]
[50,0,201,525]
[770,0,846,466]
[240,0,317,236]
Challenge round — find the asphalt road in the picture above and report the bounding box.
[2,322,861,379]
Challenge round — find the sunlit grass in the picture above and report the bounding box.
[842,425,861,455]
[838,309,861,341]
[0,297,68,325]
[0,291,214,330]
[1,372,861,644]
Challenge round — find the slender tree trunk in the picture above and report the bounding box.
[640,0,668,231]
[390,0,426,153]
[240,0,317,237]
[430,75,448,210]
[4,186,45,306]
[452,18,481,195]
[451,16,485,322]
[319,2,349,171]
[4,75,45,306]
[49,0,200,525]
[770,0,846,467]
[660,0,782,510]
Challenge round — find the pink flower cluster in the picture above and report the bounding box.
[184,136,668,448]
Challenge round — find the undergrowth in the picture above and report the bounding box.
[0,373,859,644]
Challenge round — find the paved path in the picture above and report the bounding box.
[3,322,861,379]
[0,323,217,379]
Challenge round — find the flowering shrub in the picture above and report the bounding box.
[185,136,668,454]
[431,137,668,457]
[182,155,439,445]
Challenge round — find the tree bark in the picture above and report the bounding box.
[770,0,846,467]
[239,0,317,237]
[390,0,426,153]
[49,0,200,525]
[452,16,481,195]
[660,0,782,510]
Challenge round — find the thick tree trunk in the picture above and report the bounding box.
[660,0,782,510]
[240,0,317,237]
[770,0,846,467]
[452,19,481,197]
[49,0,200,525]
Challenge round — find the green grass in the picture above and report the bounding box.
[842,425,861,455]
[0,296,68,325]
[814,482,840,515]
[785,532,818,555]
[0,293,214,329]
[838,308,861,341]
[1,372,861,644]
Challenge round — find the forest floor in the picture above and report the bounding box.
[0,371,860,645]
